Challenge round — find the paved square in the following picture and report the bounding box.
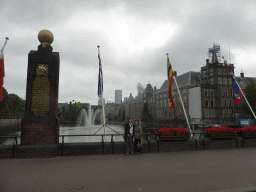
[1,148,256,192]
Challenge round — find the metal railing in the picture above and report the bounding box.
[0,135,19,145]
[0,130,252,157]
[58,133,151,156]
[0,136,19,158]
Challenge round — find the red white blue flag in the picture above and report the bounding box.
[98,54,103,97]
[0,37,9,102]
[223,56,242,105]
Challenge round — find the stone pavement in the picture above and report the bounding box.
[0,148,256,192]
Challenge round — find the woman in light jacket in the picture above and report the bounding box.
[134,120,142,154]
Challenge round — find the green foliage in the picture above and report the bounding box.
[141,103,153,122]
[241,82,256,115]
[0,87,25,119]
[116,109,125,122]
[106,109,126,123]
[59,100,85,125]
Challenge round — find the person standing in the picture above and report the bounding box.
[134,120,142,154]
[124,117,135,155]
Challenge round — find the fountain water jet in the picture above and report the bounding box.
[77,104,101,127]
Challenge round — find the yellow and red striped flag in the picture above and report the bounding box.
[167,56,175,109]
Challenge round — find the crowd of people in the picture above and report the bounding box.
[124,117,142,155]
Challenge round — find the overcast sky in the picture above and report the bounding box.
[1,0,256,105]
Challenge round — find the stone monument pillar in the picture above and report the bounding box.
[21,30,60,147]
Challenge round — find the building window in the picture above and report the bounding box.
[229,100,234,107]
[228,89,231,96]
[178,99,181,106]
[223,77,227,85]
[230,110,234,117]
[183,89,186,93]
[221,99,224,107]
[160,100,162,107]
[220,89,223,96]
[223,89,228,96]
[156,95,158,99]
[204,89,208,96]
[218,77,222,84]
[210,99,214,107]
[184,96,187,105]
[224,100,227,107]
[160,94,162,98]
[222,68,227,75]
[164,93,166,97]
[228,77,232,85]
[217,68,222,75]
[228,89,233,96]
[179,109,182,117]
[210,89,214,96]
[205,109,209,118]
[223,109,228,117]
[210,78,214,84]
[156,101,159,107]
[211,109,215,118]
[164,100,167,107]
[205,99,209,107]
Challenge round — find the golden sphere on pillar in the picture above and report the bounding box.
[38,29,54,44]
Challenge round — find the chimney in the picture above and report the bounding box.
[174,71,177,77]
[240,69,244,78]
[154,86,156,90]
[206,59,209,65]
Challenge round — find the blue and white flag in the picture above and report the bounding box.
[98,54,103,97]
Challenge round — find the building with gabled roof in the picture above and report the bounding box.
[155,71,201,121]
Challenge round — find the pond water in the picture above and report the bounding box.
[59,124,125,143]
[3,124,125,145]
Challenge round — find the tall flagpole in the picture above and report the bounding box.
[167,54,192,134]
[1,37,9,51]
[235,80,256,120]
[173,76,192,133]
[97,45,106,140]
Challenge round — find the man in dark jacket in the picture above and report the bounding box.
[124,117,135,155]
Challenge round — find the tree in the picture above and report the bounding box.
[141,103,153,122]
[241,82,256,115]
[59,100,84,125]
[0,87,25,119]
[117,109,126,122]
